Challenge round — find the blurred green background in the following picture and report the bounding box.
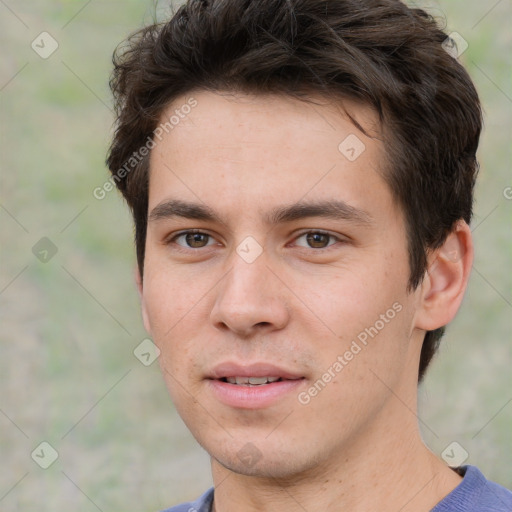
[0,0,510,510]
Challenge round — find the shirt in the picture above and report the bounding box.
[160,465,512,512]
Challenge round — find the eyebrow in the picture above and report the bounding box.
[149,198,373,226]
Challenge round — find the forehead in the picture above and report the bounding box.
[147,90,396,224]
[158,89,381,148]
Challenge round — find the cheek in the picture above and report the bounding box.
[143,259,207,333]
[142,272,204,381]
[300,252,413,374]
[303,262,403,329]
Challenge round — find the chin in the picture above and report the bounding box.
[207,438,326,480]
[216,454,305,479]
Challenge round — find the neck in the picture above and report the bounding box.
[210,388,462,512]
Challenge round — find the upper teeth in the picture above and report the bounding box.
[226,376,281,385]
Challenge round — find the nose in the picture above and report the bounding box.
[209,248,290,338]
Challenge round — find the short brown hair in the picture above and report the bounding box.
[106,0,482,381]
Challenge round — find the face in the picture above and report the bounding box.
[141,90,424,478]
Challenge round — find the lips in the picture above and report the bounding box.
[206,362,305,408]
[208,361,304,382]
[224,376,281,385]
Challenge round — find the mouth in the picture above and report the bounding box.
[217,376,301,386]
[206,362,306,409]
[208,361,305,381]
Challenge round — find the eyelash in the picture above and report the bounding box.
[165,229,344,253]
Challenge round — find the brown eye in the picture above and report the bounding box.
[184,232,210,248]
[295,231,339,249]
[170,231,215,249]
[306,232,330,248]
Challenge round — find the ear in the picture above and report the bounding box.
[414,220,473,331]
[134,266,152,334]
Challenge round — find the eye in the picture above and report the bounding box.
[168,230,216,249]
[293,230,342,250]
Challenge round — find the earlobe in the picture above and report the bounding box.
[134,266,152,335]
[415,220,474,331]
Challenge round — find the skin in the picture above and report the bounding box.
[138,90,473,511]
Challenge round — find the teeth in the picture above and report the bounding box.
[224,376,281,385]
[248,376,271,385]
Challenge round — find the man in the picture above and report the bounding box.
[106,0,512,510]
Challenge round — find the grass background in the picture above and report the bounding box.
[0,0,510,510]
